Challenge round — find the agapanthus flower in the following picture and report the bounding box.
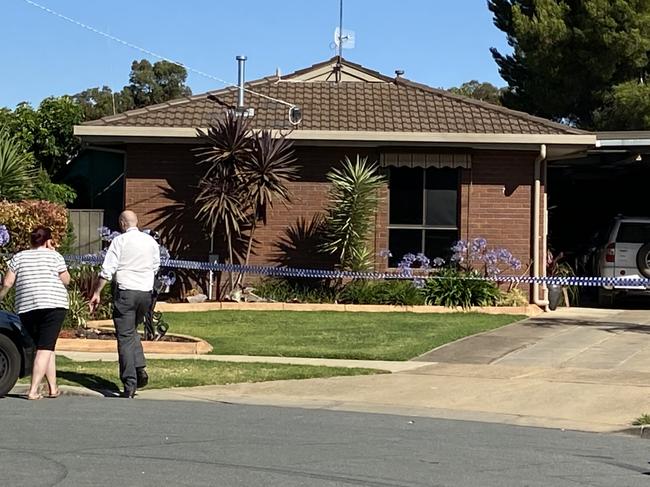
[0,225,10,247]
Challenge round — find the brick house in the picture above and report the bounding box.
[73,57,596,304]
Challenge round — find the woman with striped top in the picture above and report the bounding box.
[0,226,70,400]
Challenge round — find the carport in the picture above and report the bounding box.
[547,131,650,305]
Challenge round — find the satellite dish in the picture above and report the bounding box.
[334,27,355,49]
[289,106,302,126]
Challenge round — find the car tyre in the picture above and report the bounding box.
[0,334,21,397]
[636,243,650,279]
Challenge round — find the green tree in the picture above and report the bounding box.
[127,59,192,108]
[593,81,650,130]
[72,86,134,120]
[489,0,650,128]
[448,80,505,105]
[0,97,83,176]
[72,60,192,120]
[31,169,76,205]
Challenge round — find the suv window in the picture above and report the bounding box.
[615,222,650,244]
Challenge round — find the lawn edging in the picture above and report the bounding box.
[154,301,543,316]
[57,322,213,355]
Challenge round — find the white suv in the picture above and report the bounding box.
[596,216,650,306]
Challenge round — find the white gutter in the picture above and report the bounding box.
[533,144,549,309]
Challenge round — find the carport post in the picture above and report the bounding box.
[533,144,550,310]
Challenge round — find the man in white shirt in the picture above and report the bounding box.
[90,210,160,398]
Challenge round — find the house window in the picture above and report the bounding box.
[388,167,459,267]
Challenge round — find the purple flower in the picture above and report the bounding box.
[160,246,170,260]
[160,272,176,287]
[398,253,416,268]
[0,225,9,247]
[449,238,522,277]
[433,257,445,267]
[98,226,111,239]
[451,240,468,254]
[378,249,392,258]
[416,253,431,269]
[471,237,487,254]
[412,277,425,288]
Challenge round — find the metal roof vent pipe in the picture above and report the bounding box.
[394,69,404,82]
[235,55,254,118]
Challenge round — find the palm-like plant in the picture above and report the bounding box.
[321,155,385,271]
[194,111,298,291]
[0,131,35,201]
[195,111,252,178]
[239,131,298,270]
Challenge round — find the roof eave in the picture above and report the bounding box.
[74,125,596,147]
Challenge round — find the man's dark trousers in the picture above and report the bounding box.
[113,288,152,389]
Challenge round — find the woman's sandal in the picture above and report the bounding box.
[46,389,61,399]
[26,393,43,400]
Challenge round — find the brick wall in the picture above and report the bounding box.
[252,146,380,268]
[125,144,208,259]
[124,143,381,267]
[460,150,542,297]
[124,144,542,299]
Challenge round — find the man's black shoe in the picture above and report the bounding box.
[122,386,136,398]
[136,367,149,388]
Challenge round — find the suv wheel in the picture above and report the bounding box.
[0,334,20,397]
[636,243,650,279]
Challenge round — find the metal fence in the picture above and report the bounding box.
[68,209,104,255]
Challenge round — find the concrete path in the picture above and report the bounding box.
[49,308,650,434]
[60,351,428,373]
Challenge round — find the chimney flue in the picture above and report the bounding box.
[394,69,404,80]
[236,55,247,108]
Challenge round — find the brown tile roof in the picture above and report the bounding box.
[83,57,585,135]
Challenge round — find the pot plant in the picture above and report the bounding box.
[546,250,577,310]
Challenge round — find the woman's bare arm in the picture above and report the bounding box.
[0,270,16,300]
[59,270,71,286]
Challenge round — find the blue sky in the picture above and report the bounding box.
[2,0,511,108]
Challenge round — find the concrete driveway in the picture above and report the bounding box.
[417,307,650,371]
[139,308,650,433]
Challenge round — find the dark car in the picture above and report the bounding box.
[0,310,34,397]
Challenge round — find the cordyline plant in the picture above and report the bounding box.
[195,110,298,290]
[321,155,385,271]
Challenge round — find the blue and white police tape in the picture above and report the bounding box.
[63,254,650,288]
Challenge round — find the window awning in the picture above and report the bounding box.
[380,152,471,169]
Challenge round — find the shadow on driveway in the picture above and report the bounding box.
[58,371,121,397]
[523,318,650,334]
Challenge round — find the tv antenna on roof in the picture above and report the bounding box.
[332,0,355,82]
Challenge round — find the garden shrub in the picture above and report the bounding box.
[339,279,425,306]
[497,287,529,307]
[68,264,113,320]
[422,268,502,309]
[64,288,90,329]
[253,278,339,303]
[0,200,68,252]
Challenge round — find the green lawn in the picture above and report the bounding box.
[20,357,382,392]
[167,311,523,361]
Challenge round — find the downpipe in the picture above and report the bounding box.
[533,144,550,310]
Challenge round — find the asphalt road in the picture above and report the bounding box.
[1,396,649,487]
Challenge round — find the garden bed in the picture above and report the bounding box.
[56,324,213,355]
